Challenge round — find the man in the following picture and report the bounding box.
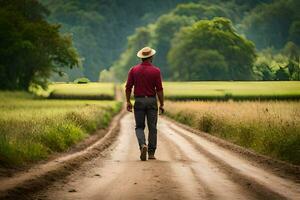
[125,46,164,161]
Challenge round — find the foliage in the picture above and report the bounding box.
[0,0,80,90]
[109,2,243,81]
[168,17,256,80]
[108,0,299,81]
[282,42,300,80]
[0,91,122,166]
[74,77,90,84]
[253,43,300,81]
[41,0,197,81]
[242,0,300,49]
[163,81,300,100]
[105,25,156,81]
[165,101,300,165]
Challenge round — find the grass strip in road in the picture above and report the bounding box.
[0,92,122,167]
[165,101,300,165]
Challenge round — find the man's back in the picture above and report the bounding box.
[126,61,163,97]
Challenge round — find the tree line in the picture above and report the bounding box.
[40,0,196,81]
[0,0,299,90]
[103,0,300,82]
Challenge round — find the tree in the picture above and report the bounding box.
[242,0,300,49]
[108,26,155,81]
[109,1,244,81]
[0,0,80,90]
[152,14,194,78]
[283,42,300,80]
[253,62,274,81]
[41,0,198,81]
[275,67,289,81]
[168,17,256,80]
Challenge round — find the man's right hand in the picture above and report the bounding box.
[159,105,164,115]
[127,101,133,112]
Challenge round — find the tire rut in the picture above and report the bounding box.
[164,119,300,200]
[159,121,259,200]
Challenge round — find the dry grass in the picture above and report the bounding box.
[165,101,300,165]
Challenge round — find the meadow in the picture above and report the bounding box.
[163,81,300,100]
[0,91,122,167]
[37,82,115,100]
[165,101,300,165]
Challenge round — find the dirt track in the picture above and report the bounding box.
[21,113,298,200]
[0,112,299,199]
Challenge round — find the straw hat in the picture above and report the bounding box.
[137,47,156,58]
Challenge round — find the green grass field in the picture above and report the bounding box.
[36,82,115,100]
[0,92,121,167]
[163,81,300,100]
[165,101,300,165]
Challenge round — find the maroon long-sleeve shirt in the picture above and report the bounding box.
[125,61,163,97]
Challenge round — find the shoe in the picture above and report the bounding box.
[140,145,147,161]
[148,153,156,160]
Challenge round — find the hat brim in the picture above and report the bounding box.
[137,49,156,58]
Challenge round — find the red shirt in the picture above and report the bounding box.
[125,61,163,97]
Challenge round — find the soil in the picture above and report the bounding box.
[0,113,299,200]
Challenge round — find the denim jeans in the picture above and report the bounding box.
[134,97,158,154]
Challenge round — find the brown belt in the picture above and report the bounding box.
[134,95,156,98]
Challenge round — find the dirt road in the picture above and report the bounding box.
[27,113,299,200]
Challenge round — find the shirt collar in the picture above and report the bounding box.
[141,61,152,66]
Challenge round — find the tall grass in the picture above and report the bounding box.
[0,92,122,167]
[165,101,300,165]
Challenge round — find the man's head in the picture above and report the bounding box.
[137,47,156,62]
[142,56,153,62]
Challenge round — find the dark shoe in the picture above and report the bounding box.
[140,145,147,161]
[148,153,156,160]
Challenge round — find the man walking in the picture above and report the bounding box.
[125,47,164,161]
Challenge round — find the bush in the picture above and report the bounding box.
[0,135,48,166]
[41,123,86,152]
[74,77,90,84]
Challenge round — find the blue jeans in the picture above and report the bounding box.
[134,97,158,154]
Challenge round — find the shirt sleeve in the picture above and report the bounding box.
[125,68,134,93]
[155,69,163,92]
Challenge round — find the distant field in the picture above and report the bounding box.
[38,83,115,100]
[165,101,300,165]
[163,81,300,100]
[0,92,122,166]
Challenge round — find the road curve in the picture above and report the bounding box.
[32,113,300,200]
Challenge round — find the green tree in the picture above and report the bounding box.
[0,0,80,90]
[109,1,241,81]
[275,67,290,80]
[168,17,256,80]
[41,0,197,81]
[107,26,155,81]
[283,42,300,80]
[243,0,300,49]
[153,14,194,78]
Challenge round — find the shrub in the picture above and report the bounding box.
[41,122,87,152]
[74,77,90,84]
